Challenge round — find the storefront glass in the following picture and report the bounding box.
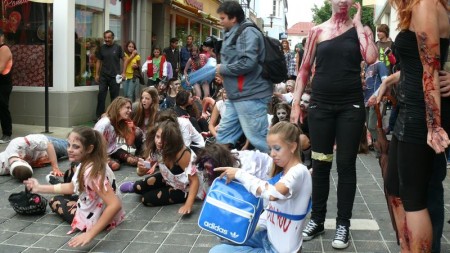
[201,23,210,44]
[190,20,200,46]
[0,1,52,87]
[175,14,189,47]
[74,0,121,87]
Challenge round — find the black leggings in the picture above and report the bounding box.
[308,101,365,226]
[385,136,434,211]
[133,173,187,206]
[49,195,78,224]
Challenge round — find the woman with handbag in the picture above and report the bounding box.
[122,41,141,102]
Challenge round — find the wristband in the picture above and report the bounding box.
[54,184,62,194]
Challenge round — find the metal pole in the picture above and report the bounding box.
[43,3,51,133]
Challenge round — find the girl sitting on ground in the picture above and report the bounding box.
[119,119,207,214]
[94,96,140,170]
[210,122,312,253]
[131,87,159,156]
[23,126,125,248]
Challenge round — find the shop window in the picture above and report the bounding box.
[0,1,53,87]
[75,0,105,86]
[175,15,189,47]
[201,23,210,45]
[190,20,200,47]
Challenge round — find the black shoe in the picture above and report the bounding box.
[332,224,350,249]
[46,174,62,185]
[302,220,324,241]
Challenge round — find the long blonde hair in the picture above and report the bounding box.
[389,0,448,30]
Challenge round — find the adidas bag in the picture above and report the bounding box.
[198,177,263,244]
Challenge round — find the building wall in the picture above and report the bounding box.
[9,0,220,127]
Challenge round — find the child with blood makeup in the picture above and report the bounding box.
[210,122,312,253]
[23,126,125,248]
[374,0,449,251]
[289,0,377,249]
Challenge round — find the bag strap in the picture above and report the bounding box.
[230,22,261,46]
[265,199,312,221]
[265,172,312,220]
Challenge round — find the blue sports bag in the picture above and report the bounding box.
[198,177,263,244]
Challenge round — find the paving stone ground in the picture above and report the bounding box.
[0,124,449,253]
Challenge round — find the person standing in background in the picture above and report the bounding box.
[180,35,194,74]
[163,37,180,78]
[0,29,13,144]
[95,30,124,120]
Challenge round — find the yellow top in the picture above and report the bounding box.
[124,53,141,79]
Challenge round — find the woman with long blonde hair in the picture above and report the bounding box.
[376,0,449,251]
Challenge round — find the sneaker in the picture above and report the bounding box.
[332,224,350,249]
[46,174,62,185]
[119,181,135,193]
[302,220,324,241]
[0,135,11,144]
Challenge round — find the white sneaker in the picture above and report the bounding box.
[0,135,11,144]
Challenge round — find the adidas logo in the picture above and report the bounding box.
[203,221,228,234]
[230,231,239,238]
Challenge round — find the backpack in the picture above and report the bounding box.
[231,23,287,84]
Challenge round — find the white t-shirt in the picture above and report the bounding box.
[282,92,293,104]
[215,100,226,118]
[177,117,205,150]
[258,163,312,253]
[94,117,119,155]
[0,134,50,175]
[234,149,272,181]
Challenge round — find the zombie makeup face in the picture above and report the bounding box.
[300,93,311,111]
[276,108,288,121]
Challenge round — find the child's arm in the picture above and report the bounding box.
[179,173,199,215]
[68,182,121,247]
[177,150,197,214]
[46,142,64,176]
[24,178,74,195]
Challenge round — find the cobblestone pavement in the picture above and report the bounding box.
[0,124,448,253]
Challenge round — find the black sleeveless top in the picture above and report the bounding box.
[0,44,12,86]
[311,27,363,104]
[393,30,449,144]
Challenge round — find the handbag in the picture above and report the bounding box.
[133,67,145,85]
[8,186,47,215]
[198,177,263,244]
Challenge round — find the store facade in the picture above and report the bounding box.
[3,0,221,127]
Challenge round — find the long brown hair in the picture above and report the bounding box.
[132,87,159,132]
[269,121,302,177]
[142,109,179,159]
[148,120,185,164]
[104,96,132,139]
[71,126,108,192]
[389,0,448,30]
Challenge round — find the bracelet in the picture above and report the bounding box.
[54,184,62,194]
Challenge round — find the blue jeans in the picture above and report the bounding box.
[428,151,447,253]
[209,228,277,253]
[216,98,270,153]
[46,136,68,159]
[123,78,137,102]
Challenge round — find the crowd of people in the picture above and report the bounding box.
[0,0,449,252]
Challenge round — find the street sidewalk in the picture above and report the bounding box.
[0,124,448,252]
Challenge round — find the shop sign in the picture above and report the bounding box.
[3,0,28,9]
[185,0,203,10]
